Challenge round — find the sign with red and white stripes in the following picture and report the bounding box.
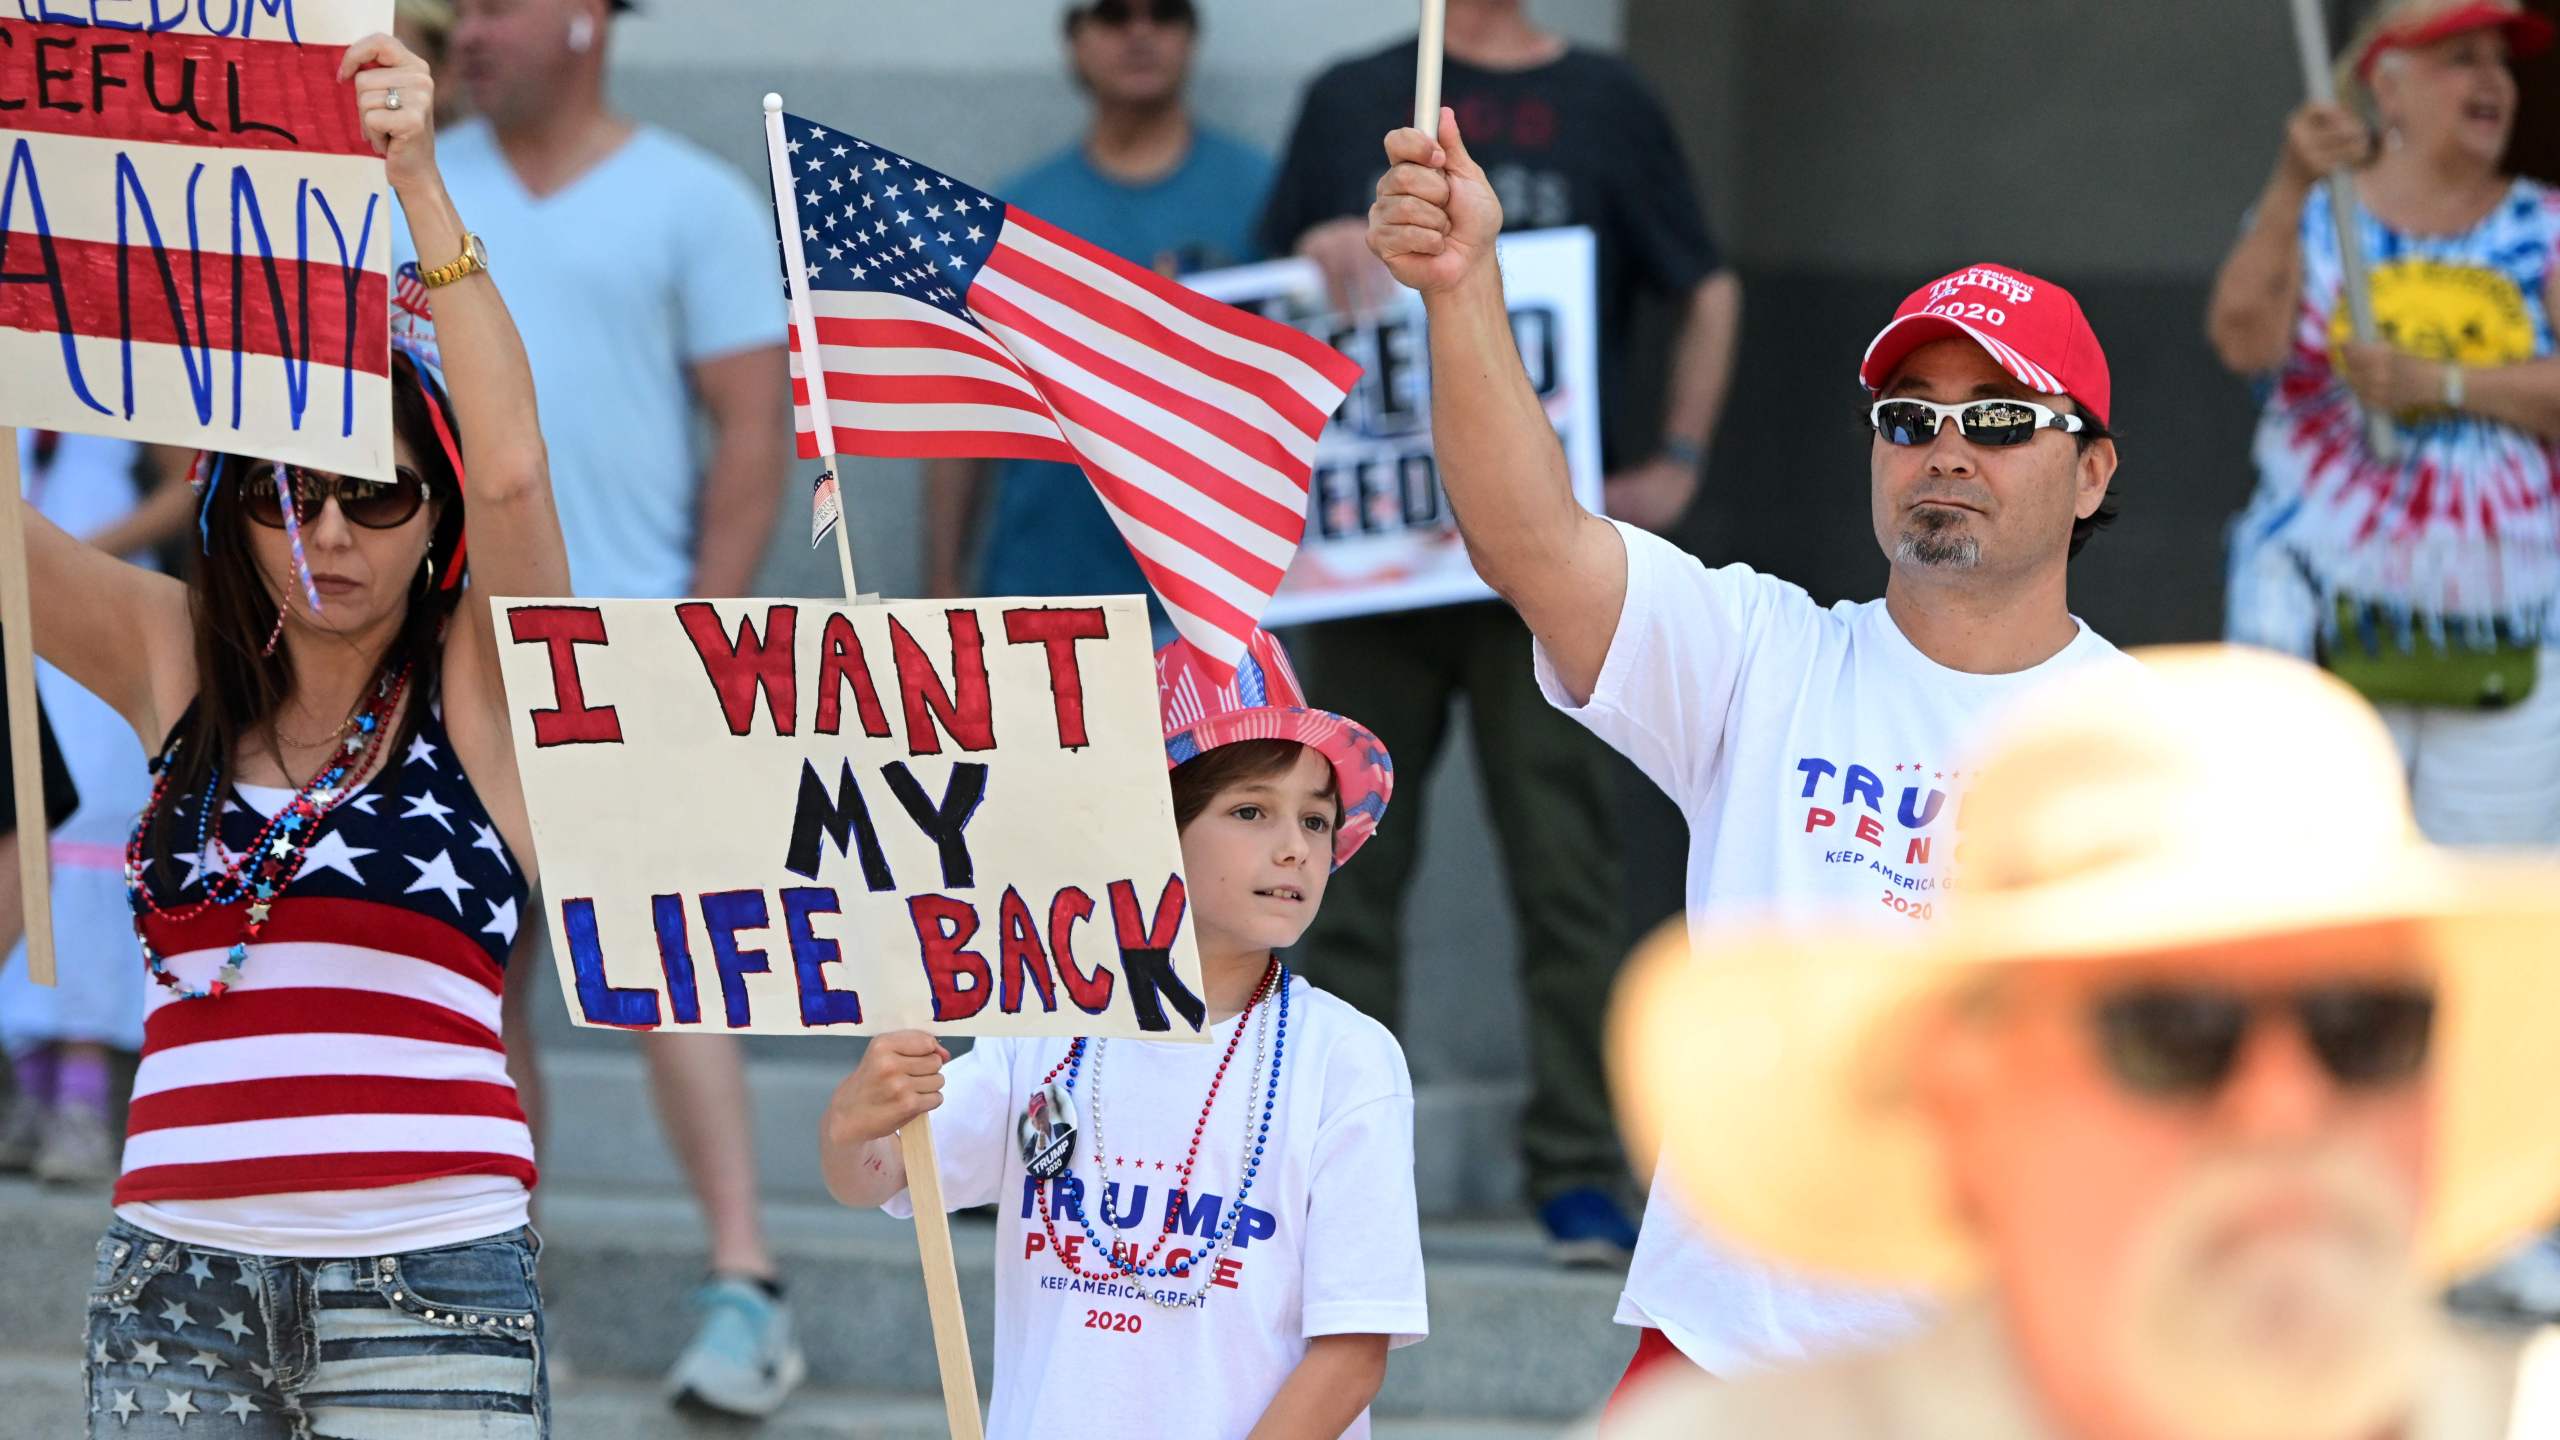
[0,1,396,477]
[769,111,1361,680]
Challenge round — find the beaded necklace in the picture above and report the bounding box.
[122,664,411,1001]
[1033,959,1291,1309]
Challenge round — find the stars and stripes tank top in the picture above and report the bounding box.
[114,702,537,1257]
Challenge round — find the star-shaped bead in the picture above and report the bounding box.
[105,1390,139,1423]
[160,1389,198,1425]
[129,1340,167,1376]
[185,1349,223,1378]
[184,1255,214,1286]
[214,1309,253,1343]
[158,1299,194,1330]
[246,902,270,925]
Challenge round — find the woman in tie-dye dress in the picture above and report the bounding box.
[2209,0,2560,847]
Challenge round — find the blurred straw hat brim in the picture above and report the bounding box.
[1611,646,2560,1295]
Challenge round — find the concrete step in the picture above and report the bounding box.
[0,1181,1629,1424]
[0,1350,1564,1438]
[530,1048,1528,1218]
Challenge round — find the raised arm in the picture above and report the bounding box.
[1367,111,1626,703]
[17,500,191,749]
[340,38,567,684]
[2207,102,2368,375]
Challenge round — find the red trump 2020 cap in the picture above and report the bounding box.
[1857,262,2112,428]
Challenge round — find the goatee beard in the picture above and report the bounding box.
[1895,509,1980,569]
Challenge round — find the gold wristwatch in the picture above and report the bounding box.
[420,232,490,289]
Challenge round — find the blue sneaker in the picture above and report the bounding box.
[666,1277,807,1418]
[1539,1187,1639,1269]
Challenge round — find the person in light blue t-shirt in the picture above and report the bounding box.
[420,0,804,1422]
[923,0,1271,634]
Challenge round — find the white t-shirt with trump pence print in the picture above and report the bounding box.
[886,975,1429,1440]
[1536,520,2134,1376]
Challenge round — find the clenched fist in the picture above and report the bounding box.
[1367,108,1504,297]
[2278,101,2372,188]
[823,1030,952,1151]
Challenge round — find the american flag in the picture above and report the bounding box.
[768,112,1361,677]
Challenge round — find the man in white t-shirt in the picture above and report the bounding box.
[1365,116,2135,1394]
[435,0,800,1418]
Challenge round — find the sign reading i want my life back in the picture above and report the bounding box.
[496,594,1211,1042]
[0,0,396,479]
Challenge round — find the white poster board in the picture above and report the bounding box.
[0,0,396,478]
[495,594,1208,1041]
[1187,226,1602,626]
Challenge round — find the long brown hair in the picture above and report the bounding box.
[144,353,467,881]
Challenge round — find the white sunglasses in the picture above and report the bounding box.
[1870,397,2086,448]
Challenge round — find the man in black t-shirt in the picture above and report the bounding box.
[1258,0,1739,1267]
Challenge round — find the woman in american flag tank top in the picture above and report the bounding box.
[18,36,572,1439]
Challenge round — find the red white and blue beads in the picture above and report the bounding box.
[1033,960,1291,1307]
[123,665,411,1001]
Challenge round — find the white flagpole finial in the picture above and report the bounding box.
[763,92,783,114]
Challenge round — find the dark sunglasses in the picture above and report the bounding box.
[2092,983,2436,1099]
[1079,0,1194,27]
[240,461,430,530]
[1871,397,2086,448]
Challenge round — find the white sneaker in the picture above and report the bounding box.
[665,1278,807,1418]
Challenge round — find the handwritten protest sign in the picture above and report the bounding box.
[496,593,1209,1042]
[1188,227,1600,626]
[0,0,396,478]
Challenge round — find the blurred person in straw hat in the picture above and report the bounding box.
[1598,645,2560,1439]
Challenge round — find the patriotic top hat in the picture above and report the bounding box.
[1156,628,1393,866]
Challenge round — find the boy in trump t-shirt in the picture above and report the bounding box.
[819,630,1427,1439]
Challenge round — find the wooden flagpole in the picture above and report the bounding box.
[1415,0,1447,134]
[0,430,58,987]
[762,93,983,1440]
[2287,0,2400,463]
